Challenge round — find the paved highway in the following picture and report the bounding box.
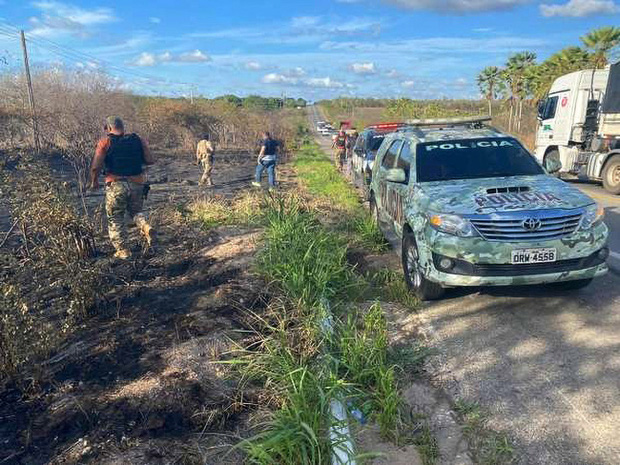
[308,105,620,464]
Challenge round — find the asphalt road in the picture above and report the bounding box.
[308,106,620,464]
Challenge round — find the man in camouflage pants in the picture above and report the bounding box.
[90,116,155,259]
[196,134,215,186]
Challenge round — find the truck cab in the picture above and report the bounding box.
[535,63,620,193]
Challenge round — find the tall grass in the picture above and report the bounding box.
[293,142,388,253]
[238,195,411,463]
[257,195,359,308]
[293,144,360,213]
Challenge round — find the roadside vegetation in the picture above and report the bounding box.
[225,140,451,464]
[454,400,515,465]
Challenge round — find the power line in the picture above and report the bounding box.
[0,20,200,91]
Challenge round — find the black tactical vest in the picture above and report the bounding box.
[104,133,145,176]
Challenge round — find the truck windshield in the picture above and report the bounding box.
[416,138,544,182]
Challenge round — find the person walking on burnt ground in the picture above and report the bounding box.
[332,130,347,173]
[252,131,279,189]
[89,116,155,259]
[196,134,215,186]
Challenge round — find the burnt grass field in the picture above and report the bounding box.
[0,148,284,465]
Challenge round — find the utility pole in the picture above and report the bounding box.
[20,30,40,153]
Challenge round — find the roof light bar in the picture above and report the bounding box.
[368,122,408,130]
[404,116,492,127]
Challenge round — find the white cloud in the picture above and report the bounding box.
[287,67,306,77]
[305,77,344,88]
[385,69,400,79]
[350,62,376,74]
[29,1,116,37]
[177,49,211,63]
[455,77,468,86]
[132,52,157,67]
[291,16,321,28]
[321,35,545,54]
[149,17,161,24]
[158,51,173,63]
[261,73,345,89]
[130,49,211,66]
[262,73,299,84]
[540,0,619,17]
[401,80,415,88]
[245,61,262,70]
[189,16,381,45]
[345,0,531,12]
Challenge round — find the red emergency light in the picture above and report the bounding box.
[369,122,408,130]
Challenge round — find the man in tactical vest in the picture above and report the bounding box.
[332,130,347,172]
[89,116,155,259]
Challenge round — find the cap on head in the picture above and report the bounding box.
[106,116,124,131]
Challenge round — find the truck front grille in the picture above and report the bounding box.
[469,209,583,242]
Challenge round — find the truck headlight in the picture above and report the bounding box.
[428,213,478,237]
[579,204,605,230]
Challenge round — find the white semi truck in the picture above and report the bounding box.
[535,62,620,193]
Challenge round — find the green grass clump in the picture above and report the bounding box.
[453,400,515,465]
[338,303,406,440]
[293,143,360,212]
[189,191,264,230]
[257,195,358,308]
[411,417,440,465]
[370,269,419,310]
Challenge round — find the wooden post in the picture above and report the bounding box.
[20,30,40,153]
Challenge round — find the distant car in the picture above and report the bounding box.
[352,123,408,188]
[369,117,609,300]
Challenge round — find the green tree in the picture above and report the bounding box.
[503,51,537,131]
[581,26,620,69]
[526,47,592,99]
[476,66,502,116]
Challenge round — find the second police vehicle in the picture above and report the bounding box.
[369,117,609,300]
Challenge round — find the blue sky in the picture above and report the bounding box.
[0,0,618,100]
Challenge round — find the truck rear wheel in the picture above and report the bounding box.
[402,231,445,301]
[602,155,620,195]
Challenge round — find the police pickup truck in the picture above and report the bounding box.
[369,117,609,300]
[352,123,407,190]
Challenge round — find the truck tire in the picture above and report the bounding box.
[544,149,561,176]
[402,230,445,301]
[602,155,620,194]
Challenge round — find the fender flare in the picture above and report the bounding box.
[600,150,620,172]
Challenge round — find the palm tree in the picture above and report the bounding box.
[527,47,592,100]
[581,26,620,69]
[477,66,502,116]
[504,52,537,131]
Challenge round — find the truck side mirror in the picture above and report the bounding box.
[385,168,407,183]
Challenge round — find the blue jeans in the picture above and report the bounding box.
[256,160,276,186]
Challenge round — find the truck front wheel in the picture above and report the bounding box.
[544,149,561,176]
[402,231,445,301]
[602,155,620,194]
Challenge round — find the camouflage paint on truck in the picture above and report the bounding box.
[370,126,609,289]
